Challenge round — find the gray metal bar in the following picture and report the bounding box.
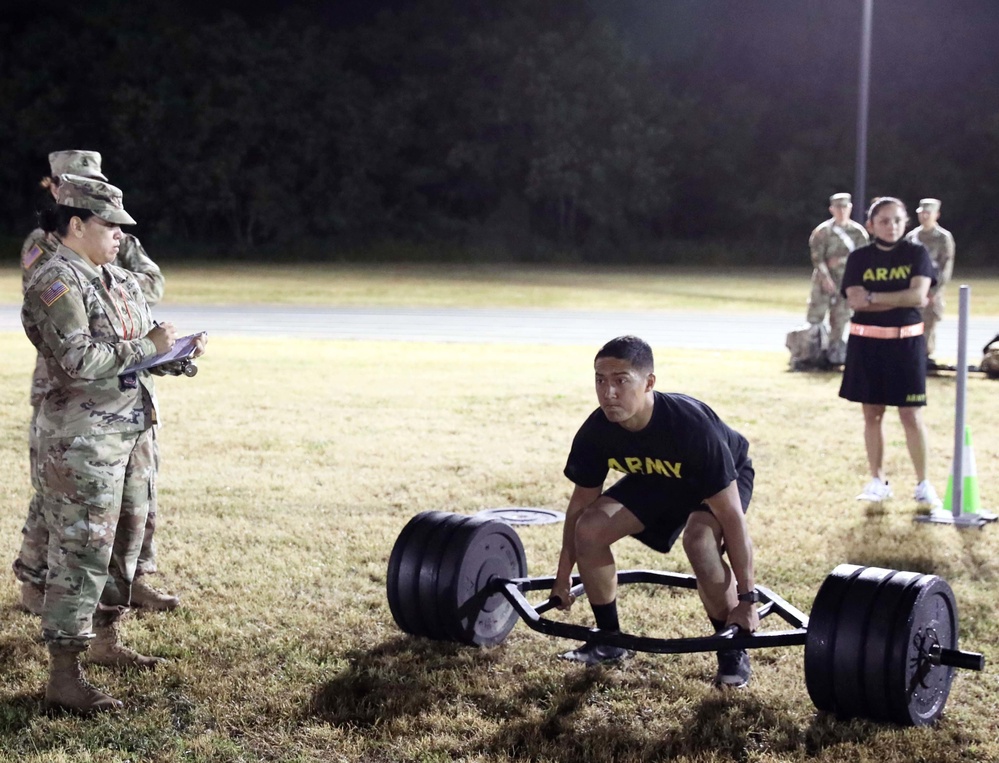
[496,569,812,654]
[853,0,873,222]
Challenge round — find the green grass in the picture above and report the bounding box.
[1,328,998,762]
[4,263,999,314]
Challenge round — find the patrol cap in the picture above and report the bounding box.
[56,174,136,225]
[48,150,107,181]
[829,193,852,207]
[917,198,941,213]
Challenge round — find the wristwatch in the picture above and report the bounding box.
[737,590,760,604]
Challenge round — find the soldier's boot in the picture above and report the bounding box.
[130,577,180,612]
[89,609,167,669]
[45,644,122,714]
[19,581,45,616]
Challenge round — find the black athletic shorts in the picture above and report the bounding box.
[604,458,754,554]
[839,334,927,407]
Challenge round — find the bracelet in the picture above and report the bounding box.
[737,590,760,603]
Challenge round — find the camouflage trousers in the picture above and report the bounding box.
[922,287,946,357]
[12,413,161,587]
[806,270,850,363]
[38,427,154,648]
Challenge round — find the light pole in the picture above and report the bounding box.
[854,0,873,222]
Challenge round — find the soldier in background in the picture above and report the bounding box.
[14,151,179,615]
[804,193,870,366]
[905,198,955,367]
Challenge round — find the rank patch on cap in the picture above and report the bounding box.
[22,244,44,270]
[41,280,70,306]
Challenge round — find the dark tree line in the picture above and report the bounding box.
[2,0,998,263]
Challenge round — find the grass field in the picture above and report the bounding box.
[1,267,998,762]
[4,263,999,314]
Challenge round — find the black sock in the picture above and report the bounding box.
[591,600,620,632]
[709,616,727,633]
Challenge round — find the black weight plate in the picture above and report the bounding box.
[805,564,866,712]
[861,570,924,723]
[886,575,958,726]
[438,516,527,646]
[417,513,475,641]
[830,566,898,720]
[386,512,429,634]
[435,517,485,642]
[386,511,451,636]
[453,519,527,646]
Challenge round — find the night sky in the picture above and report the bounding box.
[5,0,999,256]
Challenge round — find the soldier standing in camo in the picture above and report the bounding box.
[22,174,205,713]
[904,198,955,367]
[806,193,870,365]
[14,151,180,615]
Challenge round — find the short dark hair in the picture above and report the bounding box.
[866,196,907,222]
[595,335,654,374]
[39,204,94,237]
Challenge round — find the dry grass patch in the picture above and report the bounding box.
[1,333,998,762]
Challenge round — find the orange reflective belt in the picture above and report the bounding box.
[849,322,924,339]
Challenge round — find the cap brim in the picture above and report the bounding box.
[99,209,137,225]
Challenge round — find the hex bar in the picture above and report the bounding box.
[495,569,810,654]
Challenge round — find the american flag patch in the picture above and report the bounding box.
[22,244,44,270]
[41,280,70,306]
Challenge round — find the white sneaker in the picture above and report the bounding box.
[856,477,893,502]
[914,480,944,510]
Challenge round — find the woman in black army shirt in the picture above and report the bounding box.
[840,196,943,510]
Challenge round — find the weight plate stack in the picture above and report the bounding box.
[387,512,527,647]
[805,564,960,726]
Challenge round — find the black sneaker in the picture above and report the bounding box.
[714,649,751,688]
[559,641,632,666]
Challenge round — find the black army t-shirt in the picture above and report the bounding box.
[840,240,936,328]
[564,391,749,509]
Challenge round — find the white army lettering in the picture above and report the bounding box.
[862,265,911,282]
[608,456,682,478]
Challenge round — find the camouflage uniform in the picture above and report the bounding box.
[905,205,955,359]
[806,204,869,364]
[23,228,160,646]
[14,171,165,591]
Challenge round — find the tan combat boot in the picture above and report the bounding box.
[45,643,122,714]
[130,577,180,611]
[19,581,45,616]
[88,609,167,669]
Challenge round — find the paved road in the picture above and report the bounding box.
[1,303,993,356]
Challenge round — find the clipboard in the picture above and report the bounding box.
[123,331,207,375]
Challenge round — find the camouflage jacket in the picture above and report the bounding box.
[808,218,869,276]
[905,225,955,289]
[22,244,160,438]
[21,229,164,406]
